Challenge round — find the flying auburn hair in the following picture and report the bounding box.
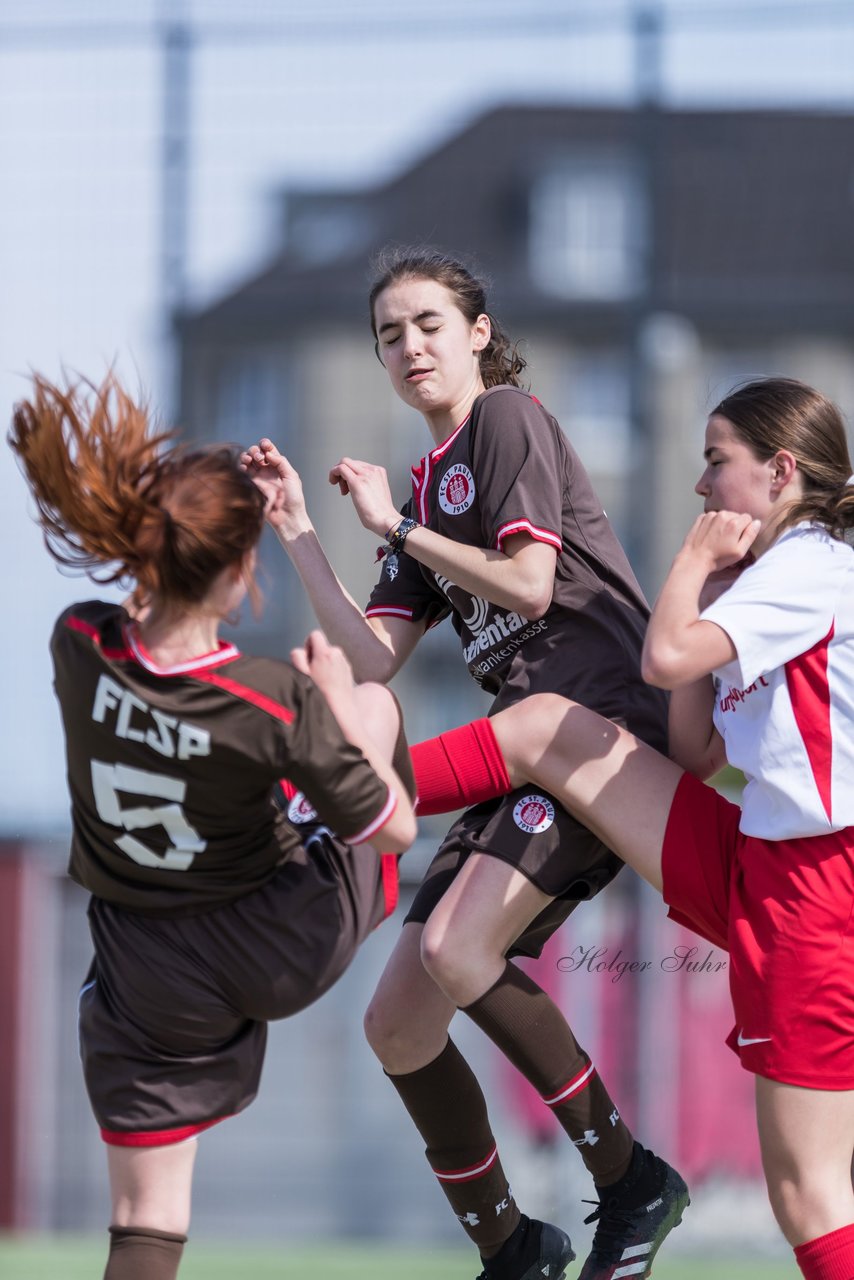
[8,372,266,610]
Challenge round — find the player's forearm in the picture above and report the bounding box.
[276,525,399,683]
[667,679,725,779]
[401,525,552,617]
[642,551,711,687]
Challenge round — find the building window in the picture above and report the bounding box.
[558,349,632,477]
[530,156,645,301]
[286,198,371,267]
[213,351,284,445]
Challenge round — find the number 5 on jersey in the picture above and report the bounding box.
[91,760,207,871]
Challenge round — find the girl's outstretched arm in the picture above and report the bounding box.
[241,439,424,683]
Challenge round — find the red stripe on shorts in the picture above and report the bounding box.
[100,1115,232,1147]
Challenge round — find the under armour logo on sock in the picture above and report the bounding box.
[573,1129,599,1147]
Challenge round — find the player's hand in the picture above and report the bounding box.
[328,457,399,538]
[681,511,761,575]
[698,552,755,610]
[290,630,356,707]
[240,439,309,535]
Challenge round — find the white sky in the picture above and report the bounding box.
[2,0,853,833]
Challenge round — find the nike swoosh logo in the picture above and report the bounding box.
[737,1032,772,1047]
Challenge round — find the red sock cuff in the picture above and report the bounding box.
[795,1224,854,1280]
[411,719,512,816]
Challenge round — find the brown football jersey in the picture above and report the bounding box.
[51,601,393,914]
[366,386,666,745]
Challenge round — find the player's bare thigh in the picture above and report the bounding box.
[420,853,556,1006]
[490,693,684,893]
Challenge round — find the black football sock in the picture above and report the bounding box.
[104,1226,186,1280]
[464,961,634,1186]
[384,1038,521,1256]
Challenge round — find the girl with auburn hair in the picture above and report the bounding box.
[414,376,854,1280]
[242,247,688,1280]
[9,373,417,1280]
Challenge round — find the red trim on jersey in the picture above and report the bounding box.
[433,1145,498,1183]
[365,605,415,621]
[411,451,432,525]
[380,853,399,919]
[279,778,298,802]
[542,1062,597,1107]
[411,412,472,524]
[65,614,134,661]
[495,519,562,552]
[192,669,295,724]
[785,622,835,822]
[346,788,397,845]
[429,414,470,462]
[101,1115,231,1147]
[66,615,99,641]
[127,626,240,676]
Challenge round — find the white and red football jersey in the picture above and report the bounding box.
[703,523,854,839]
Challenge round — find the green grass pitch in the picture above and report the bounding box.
[0,1237,799,1279]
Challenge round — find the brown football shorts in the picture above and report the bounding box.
[79,834,396,1146]
[405,785,623,959]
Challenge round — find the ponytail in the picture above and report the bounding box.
[9,373,266,608]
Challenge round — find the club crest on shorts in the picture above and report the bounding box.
[512,794,555,834]
[287,792,318,824]
[438,463,475,515]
